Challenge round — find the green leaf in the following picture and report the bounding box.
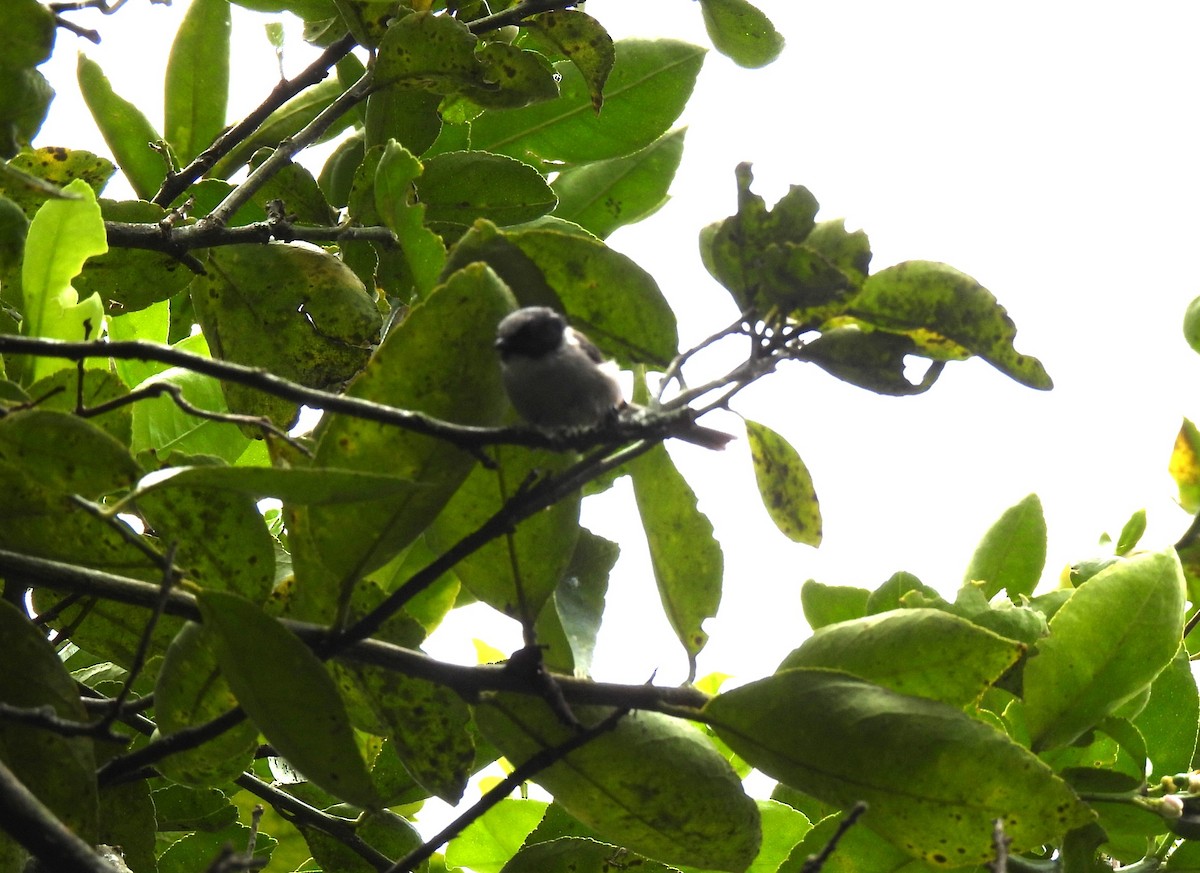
[521,233,673,362]
[158,823,276,873]
[1024,550,1187,751]
[477,697,761,872]
[0,408,138,497]
[779,608,1025,706]
[192,243,382,425]
[164,0,230,164]
[429,445,580,622]
[853,260,1052,390]
[154,622,261,786]
[363,140,446,299]
[1,148,115,216]
[865,570,939,614]
[0,0,55,159]
[77,55,165,200]
[799,580,870,630]
[745,419,821,546]
[1134,647,1198,778]
[133,464,431,505]
[551,128,685,239]
[417,151,557,228]
[471,39,705,168]
[1115,508,1148,556]
[348,665,474,804]
[74,200,195,313]
[524,10,615,112]
[288,264,514,613]
[446,798,549,873]
[0,600,99,848]
[699,166,855,322]
[777,812,912,873]
[23,367,132,446]
[248,148,337,225]
[137,486,274,599]
[365,85,443,153]
[746,800,812,873]
[304,809,423,873]
[502,837,678,873]
[801,326,943,395]
[706,668,1092,866]
[698,0,785,68]
[211,77,354,179]
[963,493,1047,599]
[549,529,619,676]
[19,178,106,382]
[129,365,254,464]
[468,42,560,109]
[196,590,380,808]
[97,781,156,873]
[1169,418,1200,513]
[630,443,722,674]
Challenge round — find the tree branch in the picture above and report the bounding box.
[384,707,629,873]
[0,548,710,715]
[151,34,357,207]
[0,336,718,452]
[0,756,118,873]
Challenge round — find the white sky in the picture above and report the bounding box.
[35,1,1200,690]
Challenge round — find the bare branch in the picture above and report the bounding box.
[0,548,710,716]
[152,34,357,207]
[0,336,723,453]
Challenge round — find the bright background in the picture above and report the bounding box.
[34,2,1200,690]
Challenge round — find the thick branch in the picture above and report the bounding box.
[104,217,398,265]
[0,548,710,715]
[0,757,116,873]
[0,336,712,451]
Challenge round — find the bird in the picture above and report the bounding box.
[494,306,733,450]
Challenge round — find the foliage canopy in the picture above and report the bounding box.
[2,2,1200,873]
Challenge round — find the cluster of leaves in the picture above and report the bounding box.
[4,1,1198,873]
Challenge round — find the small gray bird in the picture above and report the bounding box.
[494,306,732,450]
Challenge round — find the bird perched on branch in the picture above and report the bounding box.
[494,306,733,450]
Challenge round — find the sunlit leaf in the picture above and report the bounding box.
[698,0,785,68]
[745,419,821,546]
[552,128,685,239]
[1024,550,1187,751]
[853,260,1052,390]
[706,668,1091,866]
[477,697,761,871]
[630,443,722,674]
[1169,418,1200,513]
[524,10,614,112]
[799,580,869,630]
[164,0,230,164]
[779,608,1025,706]
[963,493,1047,600]
[77,55,165,200]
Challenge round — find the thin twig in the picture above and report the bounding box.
[152,34,357,206]
[97,707,247,787]
[802,802,868,873]
[0,702,128,743]
[466,0,583,34]
[234,773,394,872]
[80,379,311,454]
[988,818,1011,873]
[204,67,375,227]
[384,707,630,873]
[97,542,179,733]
